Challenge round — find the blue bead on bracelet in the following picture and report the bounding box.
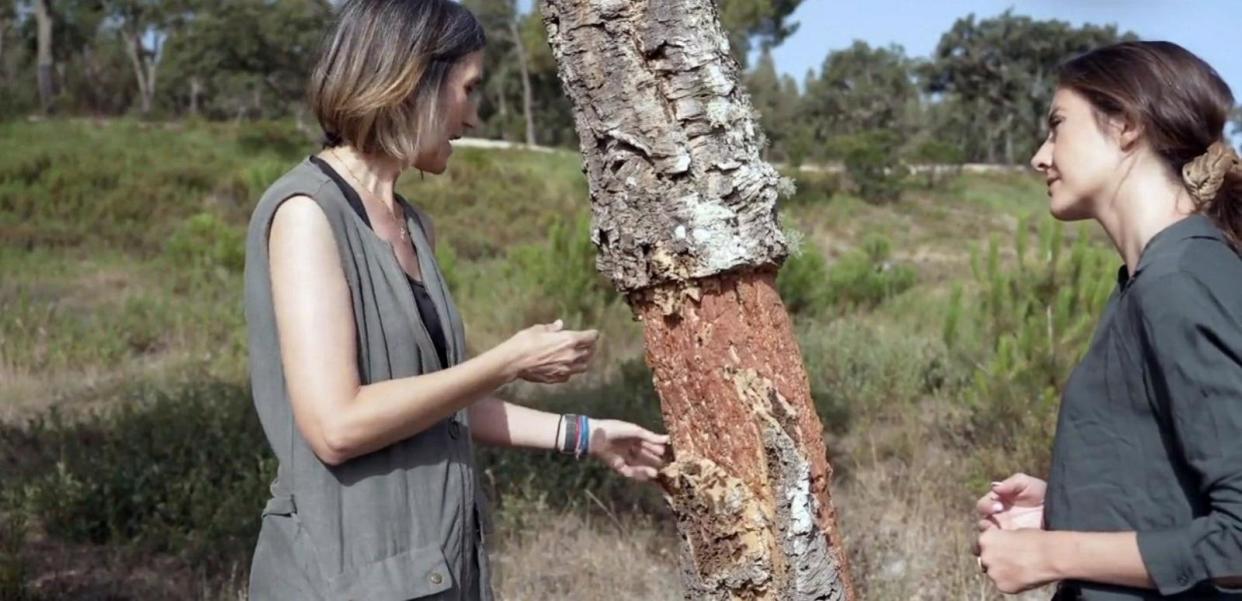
[577,415,590,459]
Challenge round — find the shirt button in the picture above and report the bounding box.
[448,421,460,439]
[429,571,444,585]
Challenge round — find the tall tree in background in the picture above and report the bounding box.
[541,0,855,598]
[0,2,10,69]
[51,0,122,115]
[718,0,802,68]
[464,0,538,143]
[518,8,575,145]
[33,0,54,113]
[802,41,914,141]
[108,0,186,115]
[746,50,802,163]
[468,0,807,145]
[508,7,536,146]
[922,11,1133,163]
[164,0,331,119]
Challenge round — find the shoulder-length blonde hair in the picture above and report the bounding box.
[309,0,486,163]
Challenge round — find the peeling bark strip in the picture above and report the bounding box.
[540,0,789,294]
[539,0,855,599]
[643,272,852,600]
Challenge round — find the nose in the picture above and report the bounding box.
[1030,139,1052,173]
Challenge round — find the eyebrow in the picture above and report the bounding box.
[1046,108,1063,128]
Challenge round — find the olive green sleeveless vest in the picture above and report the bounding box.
[244,158,492,600]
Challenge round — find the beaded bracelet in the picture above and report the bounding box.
[559,414,579,455]
[576,415,590,459]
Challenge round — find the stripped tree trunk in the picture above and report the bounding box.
[539,1,856,599]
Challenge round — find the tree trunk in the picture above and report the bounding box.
[497,81,509,119]
[123,29,151,114]
[1003,113,1014,165]
[34,0,54,114]
[0,14,8,78]
[539,1,855,599]
[188,76,202,117]
[146,36,160,113]
[123,28,164,116]
[81,46,101,113]
[495,67,510,141]
[509,18,537,147]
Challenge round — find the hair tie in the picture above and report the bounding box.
[1182,141,1242,205]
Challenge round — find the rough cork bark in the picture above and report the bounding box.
[539,0,856,599]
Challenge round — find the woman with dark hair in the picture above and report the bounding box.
[972,41,1242,599]
[243,1,668,598]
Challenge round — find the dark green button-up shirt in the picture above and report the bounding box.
[1046,214,1242,599]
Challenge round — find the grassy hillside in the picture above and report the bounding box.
[0,119,1115,599]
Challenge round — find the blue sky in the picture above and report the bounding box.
[768,0,1241,94]
[517,1,1241,97]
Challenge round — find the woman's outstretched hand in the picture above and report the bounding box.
[588,419,670,482]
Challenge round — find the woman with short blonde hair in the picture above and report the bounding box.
[243,1,668,598]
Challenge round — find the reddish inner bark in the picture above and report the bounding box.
[636,269,854,598]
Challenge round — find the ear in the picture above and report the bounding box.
[1116,114,1143,152]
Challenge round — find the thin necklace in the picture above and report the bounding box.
[331,148,408,242]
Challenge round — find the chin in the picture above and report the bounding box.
[1048,196,1093,222]
[411,157,449,175]
[410,145,452,175]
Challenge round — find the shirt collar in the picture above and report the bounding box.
[1117,213,1223,287]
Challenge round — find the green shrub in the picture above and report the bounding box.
[799,319,954,434]
[0,283,178,371]
[5,382,274,568]
[824,234,917,310]
[219,156,293,215]
[782,126,816,169]
[0,121,242,253]
[948,216,1115,475]
[164,212,246,283]
[407,146,590,261]
[508,214,617,323]
[778,233,917,316]
[777,231,831,314]
[0,495,31,601]
[234,121,312,159]
[0,365,669,577]
[782,169,841,206]
[829,130,905,203]
[906,138,966,189]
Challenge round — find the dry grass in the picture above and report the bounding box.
[483,415,1057,601]
[832,413,1054,601]
[491,508,683,600]
[13,531,248,601]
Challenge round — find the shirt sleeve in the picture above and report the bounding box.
[1131,271,1242,595]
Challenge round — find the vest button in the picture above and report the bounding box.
[429,571,443,585]
[448,420,460,439]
